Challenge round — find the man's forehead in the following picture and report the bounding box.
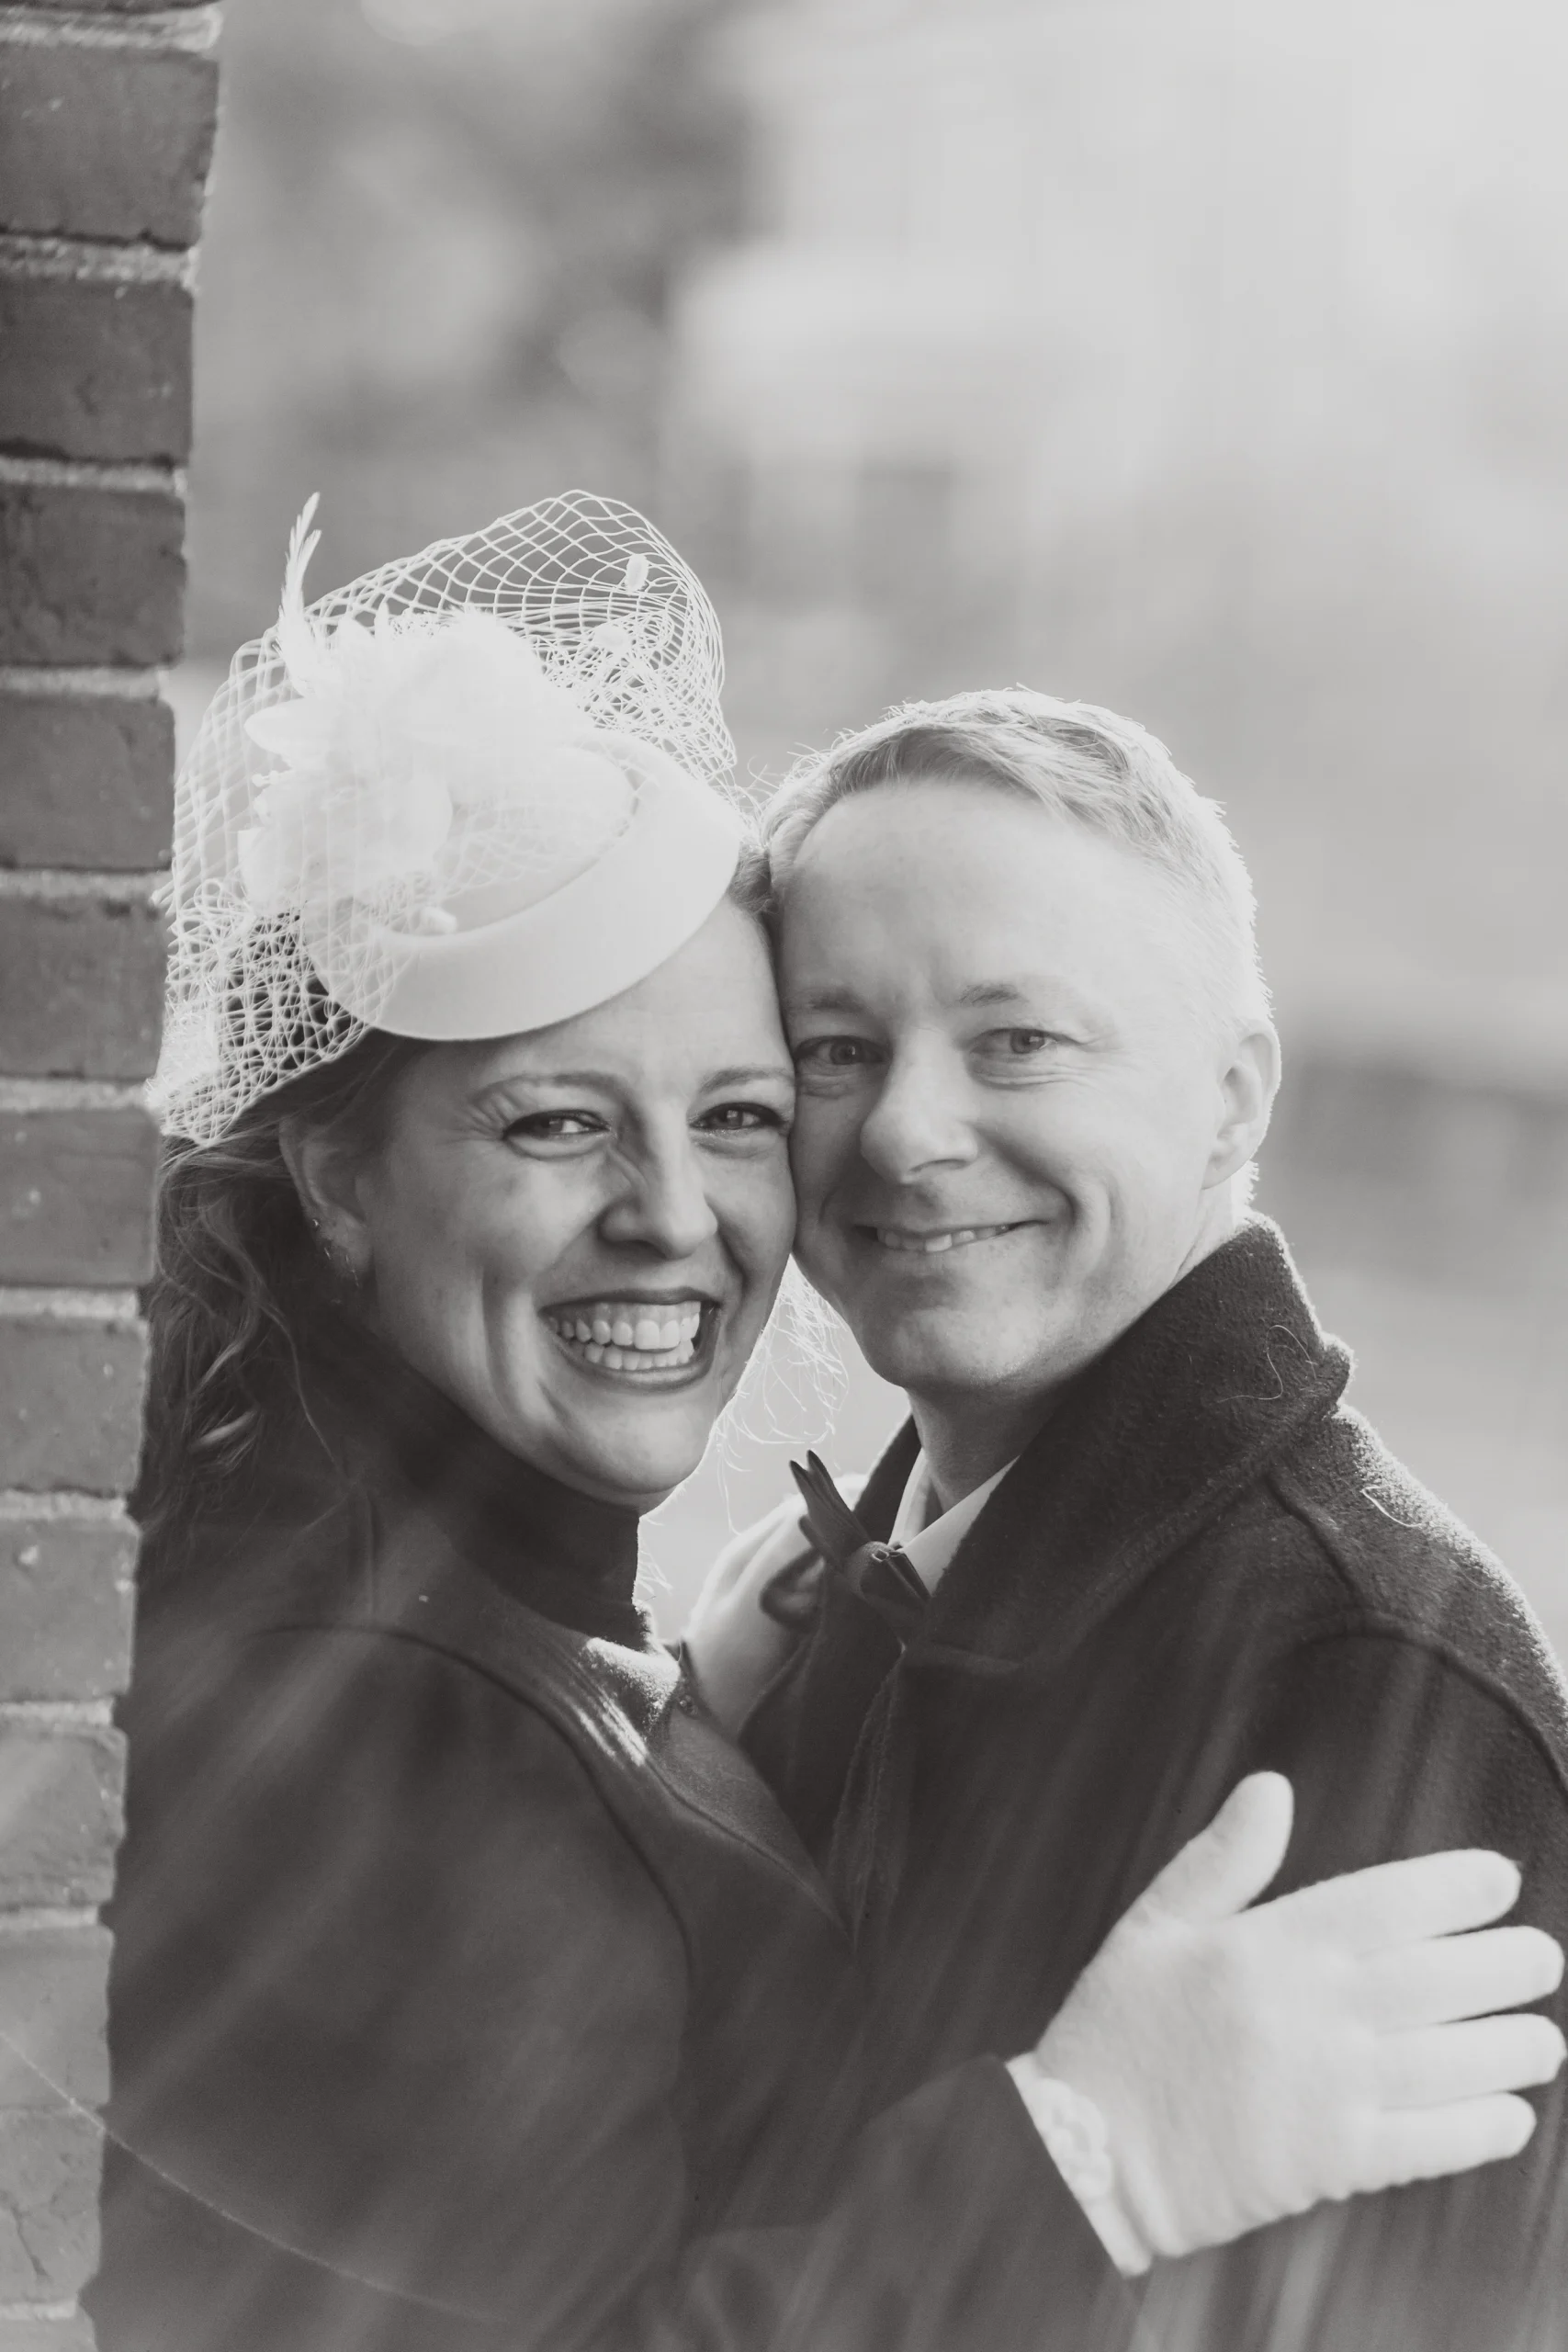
[781,965,1110,1026]
[778,787,1200,1001]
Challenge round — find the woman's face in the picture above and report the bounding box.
[339,901,796,1510]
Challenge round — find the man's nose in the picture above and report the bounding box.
[599,1135,720,1259]
[857,1050,978,1184]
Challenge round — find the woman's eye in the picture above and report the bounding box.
[502,1111,605,1144]
[697,1102,786,1136]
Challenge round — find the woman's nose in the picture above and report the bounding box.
[857,1054,978,1184]
[599,1137,720,1259]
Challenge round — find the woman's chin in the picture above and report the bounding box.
[536,1396,720,1515]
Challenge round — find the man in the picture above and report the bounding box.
[694,690,1568,2346]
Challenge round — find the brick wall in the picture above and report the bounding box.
[0,7,216,2346]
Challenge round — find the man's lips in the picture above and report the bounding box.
[858,1222,1030,1256]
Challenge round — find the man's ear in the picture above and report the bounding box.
[278,1115,376,1283]
[1204,1024,1280,1190]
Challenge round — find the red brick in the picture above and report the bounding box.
[0,1106,159,1285]
[0,1515,134,1702]
[0,1104,159,1285]
[0,890,165,1080]
[0,1318,147,1495]
[0,1722,123,1908]
[0,2313,95,2352]
[0,482,185,667]
[0,2108,101,2301]
[0,694,173,870]
[0,276,192,465]
[0,1924,110,2109]
[0,46,217,250]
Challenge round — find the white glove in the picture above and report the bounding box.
[683,1485,863,1735]
[1012,1773,1565,2272]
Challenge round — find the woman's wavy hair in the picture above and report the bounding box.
[137,1027,430,1550]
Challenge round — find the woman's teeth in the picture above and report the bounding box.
[874,1224,1016,1254]
[545,1304,705,1372]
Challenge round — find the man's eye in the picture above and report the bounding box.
[986,1028,1057,1058]
[795,1036,878,1069]
[503,1112,604,1143]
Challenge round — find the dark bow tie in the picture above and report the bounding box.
[789,1452,930,1643]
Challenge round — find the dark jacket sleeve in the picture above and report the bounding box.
[95,1625,1134,2352]
[1138,1621,1568,2352]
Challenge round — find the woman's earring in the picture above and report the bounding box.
[310,1216,362,1289]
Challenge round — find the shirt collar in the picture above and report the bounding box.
[889,1451,1017,1593]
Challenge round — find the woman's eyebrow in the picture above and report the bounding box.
[481,1069,619,1091]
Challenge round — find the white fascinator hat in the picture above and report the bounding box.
[153,491,745,1144]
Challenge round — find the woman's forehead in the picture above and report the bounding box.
[415,919,790,1103]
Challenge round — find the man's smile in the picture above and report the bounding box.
[863,1221,1031,1255]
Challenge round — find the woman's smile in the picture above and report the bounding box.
[540,1293,717,1380]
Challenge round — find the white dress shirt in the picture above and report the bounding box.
[887,1451,1017,1594]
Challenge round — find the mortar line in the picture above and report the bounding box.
[0,1286,141,1322]
[0,5,219,52]
[0,865,165,897]
[0,452,185,496]
[0,664,163,699]
[0,1490,134,1523]
[0,1076,149,1110]
[0,231,194,288]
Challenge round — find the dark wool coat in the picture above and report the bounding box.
[745,1218,1568,2352]
[88,1318,1131,2352]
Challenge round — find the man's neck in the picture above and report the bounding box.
[908,1197,1244,1512]
[908,1394,1051,1515]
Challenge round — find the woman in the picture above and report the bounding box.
[90,495,1562,2351]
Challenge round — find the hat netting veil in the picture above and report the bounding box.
[154,491,739,1146]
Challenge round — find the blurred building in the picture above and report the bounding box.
[668,0,1568,1081]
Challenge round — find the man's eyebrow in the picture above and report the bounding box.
[957,978,1094,1011]
[699,1063,795,1091]
[782,987,867,1018]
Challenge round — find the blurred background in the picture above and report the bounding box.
[174,0,1568,1647]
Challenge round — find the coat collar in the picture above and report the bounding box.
[861,1216,1350,1679]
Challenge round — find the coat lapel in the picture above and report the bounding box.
[909,1217,1351,1679]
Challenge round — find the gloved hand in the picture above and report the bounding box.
[1014,1773,1565,2271]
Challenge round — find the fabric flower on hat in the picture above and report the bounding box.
[237,500,632,926]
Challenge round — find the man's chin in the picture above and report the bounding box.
[850,1305,1050,1403]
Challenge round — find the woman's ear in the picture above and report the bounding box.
[1204,1024,1281,1189]
[278,1115,376,1284]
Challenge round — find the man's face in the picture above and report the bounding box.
[781,779,1269,1417]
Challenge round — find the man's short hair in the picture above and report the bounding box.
[763,687,1272,1039]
